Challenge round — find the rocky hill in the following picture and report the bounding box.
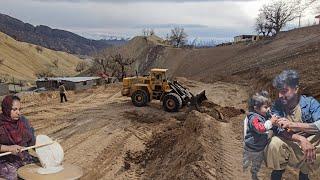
[0,13,127,55]
[122,25,320,99]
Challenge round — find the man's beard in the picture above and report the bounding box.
[281,94,299,110]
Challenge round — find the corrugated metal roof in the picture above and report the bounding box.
[151,68,168,72]
[37,77,101,83]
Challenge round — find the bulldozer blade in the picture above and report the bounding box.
[195,90,207,105]
[188,90,207,111]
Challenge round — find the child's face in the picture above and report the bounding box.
[256,104,270,117]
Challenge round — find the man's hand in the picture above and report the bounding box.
[270,115,279,125]
[277,118,294,129]
[299,137,316,163]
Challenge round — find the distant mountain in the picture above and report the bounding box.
[0,13,127,55]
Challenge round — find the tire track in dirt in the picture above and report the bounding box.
[215,121,250,180]
[182,78,251,179]
[21,80,256,179]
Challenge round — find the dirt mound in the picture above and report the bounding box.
[123,25,319,100]
[123,109,166,123]
[124,111,223,179]
[21,77,318,179]
[200,100,243,122]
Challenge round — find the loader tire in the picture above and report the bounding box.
[131,90,148,107]
[163,93,182,112]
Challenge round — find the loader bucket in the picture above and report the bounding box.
[195,90,207,105]
[189,90,207,111]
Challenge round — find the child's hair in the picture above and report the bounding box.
[248,91,271,112]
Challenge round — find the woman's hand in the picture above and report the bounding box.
[1,145,24,155]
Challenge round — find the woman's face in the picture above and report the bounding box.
[10,100,22,120]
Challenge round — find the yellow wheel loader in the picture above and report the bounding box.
[121,68,207,112]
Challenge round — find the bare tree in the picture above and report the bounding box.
[295,0,319,26]
[0,58,4,83]
[142,28,147,36]
[255,14,274,36]
[0,58,4,66]
[35,45,43,53]
[257,0,302,36]
[92,47,136,80]
[109,48,136,80]
[93,50,113,75]
[142,28,155,36]
[35,68,55,78]
[310,0,320,14]
[150,29,155,36]
[0,73,10,83]
[75,61,89,72]
[169,27,188,47]
[51,59,59,68]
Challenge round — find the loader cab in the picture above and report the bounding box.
[150,68,168,91]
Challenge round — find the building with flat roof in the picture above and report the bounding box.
[0,83,9,96]
[234,35,263,43]
[315,15,320,24]
[36,77,102,91]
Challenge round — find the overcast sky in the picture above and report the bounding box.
[0,0,317,42]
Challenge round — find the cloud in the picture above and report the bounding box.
[33,0,256,3]
[0,0,262,41]
[134,24,209,29]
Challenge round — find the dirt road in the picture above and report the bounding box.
[18,79,304,179]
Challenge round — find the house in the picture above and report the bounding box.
[315,15,320,25]
[36,77,102,91]
[234,35,262,43]
[0,83,9,96]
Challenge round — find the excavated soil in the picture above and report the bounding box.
[16,78,320,179]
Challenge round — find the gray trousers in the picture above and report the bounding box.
[243,148,265,180]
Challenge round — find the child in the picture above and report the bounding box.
[243,91,278,180]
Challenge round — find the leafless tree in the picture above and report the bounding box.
[295,0,320,26]
[142,28,155,36]
[0,58,4,83]
[169,27,188,47]
[109,48,136,80]
[92,50,113,75]
[35,45,43,53]
[35,68,55,78]
[51,59,59,68]
[255,14,275,36]
[150,29,155,36]
[257,0,302,36]
[75,61,89,72]
[0,58,4,66]
[142,28,147,36]
[92,47,136,80]
[310,0,320,14]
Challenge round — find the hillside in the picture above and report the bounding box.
[9,25,319,180]
[0,32,81,82]
[0,13,127,55]
[125,25,320,99]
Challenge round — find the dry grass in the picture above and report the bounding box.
[0,32,80,82]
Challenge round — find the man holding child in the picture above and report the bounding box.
[244,70,320,180]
